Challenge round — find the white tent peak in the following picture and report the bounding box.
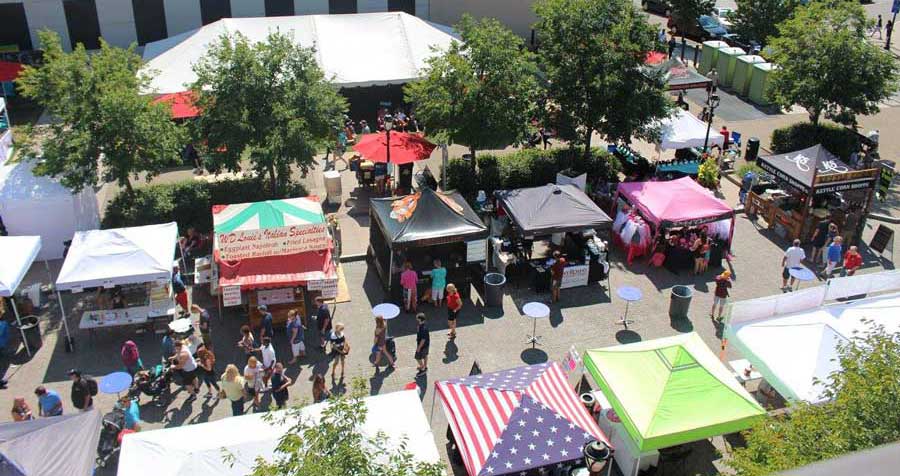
[656,109,724,151]
[141,12,458,95]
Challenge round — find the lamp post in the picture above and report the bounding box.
[702,94,720,152]
[384,114,393,192]
[583,440,613,476]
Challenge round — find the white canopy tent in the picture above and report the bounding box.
[0,160,100,260]
[727,291,900,403]
[0,236,44,356]
[656,109,725,151]
[117,389,441,476]
[141,12,458,95]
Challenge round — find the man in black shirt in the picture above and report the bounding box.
[415,313,430,374]
[67,369,92,411]
[258,305,274,342]
[314,297,332,352]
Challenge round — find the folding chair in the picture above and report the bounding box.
[730,131,742,148]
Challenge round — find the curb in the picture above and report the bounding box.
[339,253,367,263]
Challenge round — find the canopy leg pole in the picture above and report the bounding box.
[429,385,437,422]
[11,300,30,357]
[56,290,72,344]
[633,455,640,476]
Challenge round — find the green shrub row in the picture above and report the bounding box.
[442,147,622,199]
[770,122,860,160]
[102,178,307,234]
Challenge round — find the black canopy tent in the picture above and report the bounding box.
[368,187,488,300]
[645,58,712,91]
[757,144,875,195]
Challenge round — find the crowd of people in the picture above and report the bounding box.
[780,220,864,292]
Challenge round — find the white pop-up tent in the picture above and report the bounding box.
[727,291,900,403]
[0,235,45,356]
[117,389,441,476]
[142,12,458,94]
[0,408,102,476]
[656,109,724,151]
[0,160,100,260]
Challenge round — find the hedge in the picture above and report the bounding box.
[770,122,860,160]
[442,147,622,199]
[102,178,307,234]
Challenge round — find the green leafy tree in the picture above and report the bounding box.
[767,1,900,125]
[729,324,900,476]
[243,378,445,476]
[534,0,672,158]
[16,30,185,193]
[404,15,540,158]
[191,32,346,196]
[669,0,715,42]
[730,0,799,46]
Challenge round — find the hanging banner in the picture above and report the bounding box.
[216,224,330,260]
[222,285,242,307]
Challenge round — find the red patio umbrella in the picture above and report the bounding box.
[352,131,436,165]
[0,61,24,83]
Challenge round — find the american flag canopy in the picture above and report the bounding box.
[436,362,609,476]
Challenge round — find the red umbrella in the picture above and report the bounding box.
[152,91,200,119]
[352,131,436,165]
[0,61,24,83]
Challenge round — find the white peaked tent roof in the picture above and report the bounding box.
[0,236,41,297]
[728,292,900,403]
[142,12,458,94]
[56,222,178,291]
[0,409,102,476]
[657,109,724,150]
[117,390,440,476]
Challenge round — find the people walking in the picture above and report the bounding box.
[782,239,806,290]
[243,356,263,409]
[844,245,863,276]
[269,363,292,409]
[430,259,447,307]
[237,324,256,357]
[711,270,732,321]
[692,230,708,275]
[872,14,883,39]
[196,347,220,398]
[34,386,63,417]
[173,340,199,401]
[220,364,245,416]
[400,262,419,313]
[824,236,844,277]
[550,251,566,303]
[312,374,331,403]
[330,323,347,382]
[667,35,677,59]
[121,340,142,376]
[810,220,833,265]
[286,310,306,364]
[415,313,430,374]
[193,304,212,348]
[257,305,274,342]
[446,283,462,339]
[258,337,277,387]
[67,369,92,411]
[373,315,395,371]
[11,397,33,422]
[171,265,188,313]
[314,297,332,352]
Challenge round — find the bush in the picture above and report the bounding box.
[697,157,720,189]
[737,162,764,178]
[770,122,860,160]
[442,158,478,198]
[102,177,307,234]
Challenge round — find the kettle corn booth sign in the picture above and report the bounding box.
[214,198,330,260]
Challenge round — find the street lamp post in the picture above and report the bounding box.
[583,440,613,476]
[384,114,393,193]
[702,94,721,152]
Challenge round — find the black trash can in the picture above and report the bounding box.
[483,273,506,307]
[669,285,693,319]
[13,315,42,354]
[745,137,760,162]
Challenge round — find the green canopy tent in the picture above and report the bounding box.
[584,333,765,459]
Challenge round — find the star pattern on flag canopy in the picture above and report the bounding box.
[445,362,552,391]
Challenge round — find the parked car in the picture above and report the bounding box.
[641,0,671,15]
[712,7,734,28]
[675,14,735,42]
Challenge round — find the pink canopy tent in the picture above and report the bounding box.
[615,177,735,242]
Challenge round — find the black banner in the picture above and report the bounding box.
[814,179,876,195]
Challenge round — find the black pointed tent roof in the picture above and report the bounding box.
[646,58,712,91]
[758,144,861,193]
[495,183,612,236]
[370,188,488,246]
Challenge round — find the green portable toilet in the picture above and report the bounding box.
[749,62,775,106]
[699,40,729,75]
[731,55,766,96]
[715,47,746,86]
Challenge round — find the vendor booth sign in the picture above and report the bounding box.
[216,224,329,260]
[222,285,242,307]
[308,277,339,298]
[561,264,590,289]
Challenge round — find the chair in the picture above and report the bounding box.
[731,131,742,148]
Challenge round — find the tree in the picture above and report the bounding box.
[404,15,539,158]
[669,0,715,42]
[16,30,185,193]
[191,32,346,196]
[767,1,900,125]
[534,0,672,158]
[729,325,900,476]
[730,0,800,46]
[242,378,445,476]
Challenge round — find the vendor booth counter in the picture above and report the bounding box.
[368,188,488,303]
[746,144,878,244]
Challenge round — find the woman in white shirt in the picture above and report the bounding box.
[243,356,263,409]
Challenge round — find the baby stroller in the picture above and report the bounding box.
[130,364,172,406]
[96,408,125,468]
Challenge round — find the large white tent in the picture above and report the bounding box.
[657,109,724,151]
[142,12,458,95]
[727,291,900,403]
[0,236,43,356]
[0,160,100,260]
[117,390,441,476]
[55,222,179,291]
[0,408,102,476]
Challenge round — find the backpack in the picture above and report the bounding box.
[86,376,98,396]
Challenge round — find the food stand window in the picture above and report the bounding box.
[747,144,879,245]
[213,198,336,329]
[493,184,612,292]
[54,223,180,335]
[368,188,488,302]
[613,177,735,272]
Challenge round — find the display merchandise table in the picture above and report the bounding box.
[79,305,176,330]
